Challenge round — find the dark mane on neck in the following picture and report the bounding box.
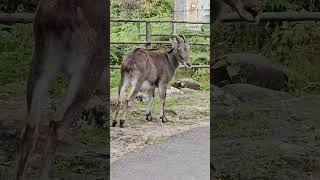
[166,48,174,53]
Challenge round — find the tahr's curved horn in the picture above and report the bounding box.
[179,35,187,43]
[171,34,183,44]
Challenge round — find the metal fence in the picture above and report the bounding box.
[110,19,210,69]
[1,12,320,70]
[1,12,319,23]
[110,19,210,48]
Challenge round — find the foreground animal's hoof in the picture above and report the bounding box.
[112,120,117,127]
[103,122,108,129]
[120,119,125,128]
[145,113,152,121]
[160,116,168,123]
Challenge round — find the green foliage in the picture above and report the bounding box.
[0,0,37,12]
[0,24,33,85]
[263,22,320,94]
[192,69,210,91]
[0,163,15,180]
[110,70,121,90]
[110,0,210,66]
[262,0,290,11]
[111,0,173,19]
[213,10,320,95]
[261,0,314,12]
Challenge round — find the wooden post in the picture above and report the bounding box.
[172,0,176,34]
[146,21,151,48]
[137,22,141,40]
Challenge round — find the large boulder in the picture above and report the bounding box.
[211,85,239,105]
[171,78,201,90]
[212,53,288,91]
[221,83,292,102]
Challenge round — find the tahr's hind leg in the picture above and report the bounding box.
[113,74,129,127]
[39,61,104,178]
[120,77,143,128]
[16,77,48,180]
[16,49,60,180]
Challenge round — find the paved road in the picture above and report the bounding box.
[111,126,210,180]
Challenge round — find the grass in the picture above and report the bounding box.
[212,98,290,139]
[72,128,108,146]
[246,99,283,109]
[211,112,275,139]
[153,135,169,144]
[0,163,15,180]
[110,91,207,125]
[0,128,107,179]
[53,154,105,176]
[0,154,106,178]
[109,73,209,127]
[305,115,320,129]
[109,91,182,126]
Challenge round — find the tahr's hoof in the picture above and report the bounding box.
[112,120,117,127]
[120,119,125,128]
[145,113,152,121]
[160,116,168,123]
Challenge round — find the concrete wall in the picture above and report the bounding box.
[174,0,209,30]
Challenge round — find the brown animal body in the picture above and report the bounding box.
[15,0,108,179]
[113,35,191,128]
[212,53,289,91]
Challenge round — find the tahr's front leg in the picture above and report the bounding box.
[145,87,155,121]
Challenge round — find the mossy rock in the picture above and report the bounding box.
[172,78,201,90]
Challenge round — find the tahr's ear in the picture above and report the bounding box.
[170,36,179,48]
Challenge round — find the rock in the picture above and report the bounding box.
[212,53,288,91]
[166,86,183,94]
[221,83,292,102]
[171,78,201,90]
[211,85,239,105]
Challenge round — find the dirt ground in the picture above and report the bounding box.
[212,84,320,180]
[110,87,210,163]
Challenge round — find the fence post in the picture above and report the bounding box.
[146,21,151,49]
[172,0,176,34]
[137,22,141,40]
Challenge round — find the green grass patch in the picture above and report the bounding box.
[305,115,320,128]
[72,128,108,146]
[246,99,283,109]
[153,135,169,144]
[53,154,104,175]
[212,115,274,139]
[255,145,285,160]
[0,163,15,180]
